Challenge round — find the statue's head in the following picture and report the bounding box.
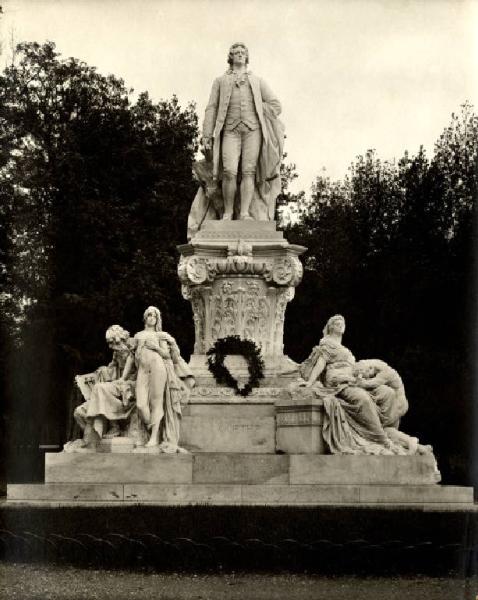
[323,314,345,337]
[105,325,130,350]
[354,359,377,379]
[143,306,162,331]
[227,42,249,67]
[354,358,386,378]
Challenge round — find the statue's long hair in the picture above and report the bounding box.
[227,42,249,66]
[143,306,162,332]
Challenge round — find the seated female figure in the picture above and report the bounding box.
[299,315,397,455]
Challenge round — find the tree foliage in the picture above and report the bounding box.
[0,42,199,450]
[275,157,305,225]
[284,102,477,483]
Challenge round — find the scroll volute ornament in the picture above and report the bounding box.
[186,256,208,285]
[271,256,303,286]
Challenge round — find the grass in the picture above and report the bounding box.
[1,563,478,600]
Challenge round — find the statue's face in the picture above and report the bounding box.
[356,364,374,378]
[231,45,247,67]
[364,366,376,378]
[108,338,125,351]
[145,311,157,327]
[330,318,345,335]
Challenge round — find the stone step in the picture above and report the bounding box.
[193,454,288,484]
[44,453,441,485]
[7,483,474,506]
[289,454,442,485]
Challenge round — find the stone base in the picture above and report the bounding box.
[45,452,193,484]
[43,452,442,485]
[289,454,441,485]
[7,452,465,506]
[7,483,474,507]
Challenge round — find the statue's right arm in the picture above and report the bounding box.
[203,77,220,141]
[306,355,326,386]
[120,354,134,380]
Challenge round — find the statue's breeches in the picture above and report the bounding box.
[222,126,262,177]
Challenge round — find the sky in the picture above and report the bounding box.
[1,0,477,194]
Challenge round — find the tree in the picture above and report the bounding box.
[274,158,305,225]
[284,103,477,484]
[0,42,199,459]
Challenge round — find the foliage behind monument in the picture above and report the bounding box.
[0,42,199,455]
[284,103,477,483]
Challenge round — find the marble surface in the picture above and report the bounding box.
[178,221,305,372]
[8,483,474,506]
[43,452,443,486]
[180,415,275,453]
[45,453,193,484]
[290,454,441,485]
[192,454,289,484]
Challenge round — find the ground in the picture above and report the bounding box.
[0,563,477,600]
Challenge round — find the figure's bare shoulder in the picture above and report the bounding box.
[134,330,154,341]
[157,331,175,343]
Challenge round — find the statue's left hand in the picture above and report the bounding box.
[202,136,212,151]
[144,340,161,352]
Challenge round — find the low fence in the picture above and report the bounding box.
[1,505,476,575]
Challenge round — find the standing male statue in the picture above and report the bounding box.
[201,42,284,222]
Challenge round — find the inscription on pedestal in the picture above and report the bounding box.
[181,415,275,453]
[275,399,326,454]
[276,410,323,426]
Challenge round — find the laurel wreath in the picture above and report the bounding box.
[206,335,265,397]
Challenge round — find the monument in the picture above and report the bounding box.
[7,43,473,507]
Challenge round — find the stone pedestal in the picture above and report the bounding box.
[179,388,286,453]
[177,220,306,452]
[181,402,276,453]
[178,220,306,380]
[275,391,326,454]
